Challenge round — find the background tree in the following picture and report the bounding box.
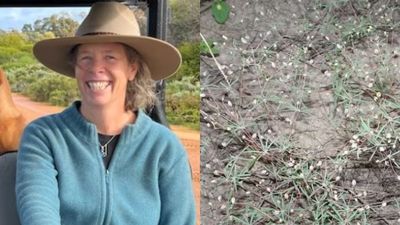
[168,0,200,45]
[22,13,78,41]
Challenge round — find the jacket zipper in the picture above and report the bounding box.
[97,137,111,225]
[103,169,111,225]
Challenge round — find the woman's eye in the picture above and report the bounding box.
[106,55,116,60]
[78,56,91,62]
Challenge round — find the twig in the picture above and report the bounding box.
[200,32,231,87]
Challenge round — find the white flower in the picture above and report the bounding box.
[284,193,289,199]
[334,194,339,201]
[352,179,357,187]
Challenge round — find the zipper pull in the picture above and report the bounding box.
[106,170,110,183]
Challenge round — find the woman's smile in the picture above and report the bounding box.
[86,80,112,91]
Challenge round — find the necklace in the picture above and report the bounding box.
[99,135,116,157]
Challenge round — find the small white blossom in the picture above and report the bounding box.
[284,193,289,199]
[334,194,339,201]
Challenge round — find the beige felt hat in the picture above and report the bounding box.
[33,1,181,81]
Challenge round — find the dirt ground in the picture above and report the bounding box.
[201,0,400,224]
[12,93,200,224]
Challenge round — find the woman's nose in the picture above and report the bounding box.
[89,58,106,73]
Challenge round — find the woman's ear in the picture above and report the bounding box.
[128,63,138,81]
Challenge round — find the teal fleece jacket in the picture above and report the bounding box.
[16,102,196,225]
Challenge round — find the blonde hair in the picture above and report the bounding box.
[123,44,156,111]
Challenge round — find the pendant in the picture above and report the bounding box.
[100,145,107,157]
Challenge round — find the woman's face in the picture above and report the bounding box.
[74,43,137,109]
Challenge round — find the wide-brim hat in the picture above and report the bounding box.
[33,1,181,81]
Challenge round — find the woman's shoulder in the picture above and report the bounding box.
[25,113,62,130]
[140,113,179,141]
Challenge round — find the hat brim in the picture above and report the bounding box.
[33,35,182,81]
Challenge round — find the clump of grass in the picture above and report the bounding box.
[201,0,400,224]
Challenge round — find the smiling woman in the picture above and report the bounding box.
[14,2,196,225]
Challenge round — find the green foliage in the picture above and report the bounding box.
[211,0,230,24]
[169,41,200,82]
[7,64,79,106]
[0,32,28,49]
[165,76,200,129]
[0,33,35,70]
[23,14,79,39]
[165,41,200,129]
[168,0,200,45]
[0,46,35,69]
[200,39,219,56]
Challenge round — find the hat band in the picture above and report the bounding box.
[81,32,118,36]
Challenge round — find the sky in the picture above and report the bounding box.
[0,7,90,31]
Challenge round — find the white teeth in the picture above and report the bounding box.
[87,81,110,90]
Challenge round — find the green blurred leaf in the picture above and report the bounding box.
[200,40,219,57]
[212,1,230,24]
